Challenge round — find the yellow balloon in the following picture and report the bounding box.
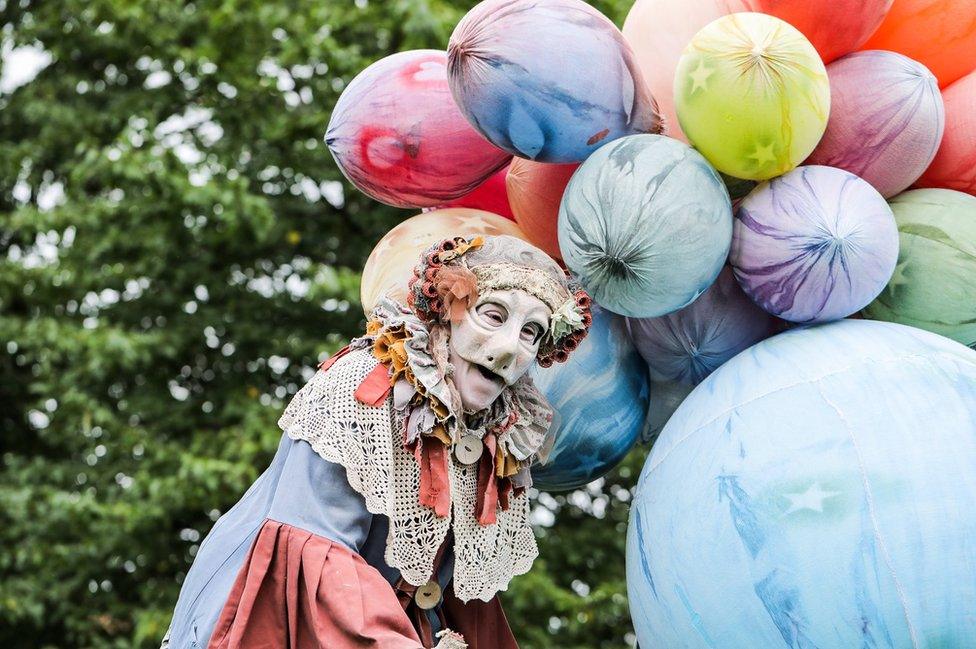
[674,13,830,180]
[360,208,528,315]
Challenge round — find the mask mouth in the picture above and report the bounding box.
[475,363,504,385]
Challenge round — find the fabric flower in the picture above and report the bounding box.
[433,265,480,323]
[549,297,585,340]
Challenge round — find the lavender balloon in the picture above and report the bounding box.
[626,267,781,386]
[730,165,899,323]
[625,266,781,440]
[447,0,662,163]
[807,50,945,198]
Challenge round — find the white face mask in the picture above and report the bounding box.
[449,289,551,414]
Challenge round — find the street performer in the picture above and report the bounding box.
[163,234,591,648]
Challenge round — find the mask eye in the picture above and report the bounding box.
[476,303,506,326]
[520,322,544,343]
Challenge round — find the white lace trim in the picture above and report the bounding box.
[435,630,468,649]
[278,348,539,602]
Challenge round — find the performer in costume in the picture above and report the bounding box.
[163,235,592,648]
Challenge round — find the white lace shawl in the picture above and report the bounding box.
[278,347,544,602]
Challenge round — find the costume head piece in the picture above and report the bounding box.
[406,235,592,366]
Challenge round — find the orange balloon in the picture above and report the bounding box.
[732,0,892,62]
[862,0,976,88]
[623,0,892,140]
[360,208,528,314]
[506,158,579,260]
[916,69,976,195]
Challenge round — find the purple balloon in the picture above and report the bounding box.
[625,266,781,386]
[806,50,945,198]
[730,165,899,323]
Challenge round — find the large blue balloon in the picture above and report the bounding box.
[558,134,732,318]
[627,319,976,648]
[531,305,649,491]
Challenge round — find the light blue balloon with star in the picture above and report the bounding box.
[627,319,976,648]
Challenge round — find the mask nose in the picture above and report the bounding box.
[484,325,520,373]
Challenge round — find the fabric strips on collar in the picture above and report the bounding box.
[362,297,552,526]
[365,298,455,423]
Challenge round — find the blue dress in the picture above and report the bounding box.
[166,434,455,647]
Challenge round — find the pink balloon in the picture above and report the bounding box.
[622,0,724,141]
[807,50,945,197]
[916,69,976,195]
[326,50,511,208]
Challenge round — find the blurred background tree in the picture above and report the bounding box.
[0,0,642,647]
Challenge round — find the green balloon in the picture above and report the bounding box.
[674,12,830,181]
[864,188,976,349]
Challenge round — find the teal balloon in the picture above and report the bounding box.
[627,319,976,648]
[558,134,732,318]
[531,305,649,491]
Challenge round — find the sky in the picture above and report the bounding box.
[1,42,51,94]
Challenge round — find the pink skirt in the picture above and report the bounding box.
[207,518,519,649]
[208,519,423,648]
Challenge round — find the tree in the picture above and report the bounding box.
[0,1,639,647]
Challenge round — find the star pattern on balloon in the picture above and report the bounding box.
[782,481,841,515]
[689,59,713,93]
[747,141,777,167]
[886,259,911,298]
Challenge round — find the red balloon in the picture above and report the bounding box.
[916,69,976,195]
[862,0,976,88]
[440,165,515,220]
[506,159,579,260]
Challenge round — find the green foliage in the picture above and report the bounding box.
[0,0,640,647]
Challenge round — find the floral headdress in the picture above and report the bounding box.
[405,235,592,366]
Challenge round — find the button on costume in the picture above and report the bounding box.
[163,236,592,648]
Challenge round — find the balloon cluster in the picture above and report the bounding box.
[327,1,976,640]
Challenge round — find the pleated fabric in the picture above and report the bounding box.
[208,519,423,649]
